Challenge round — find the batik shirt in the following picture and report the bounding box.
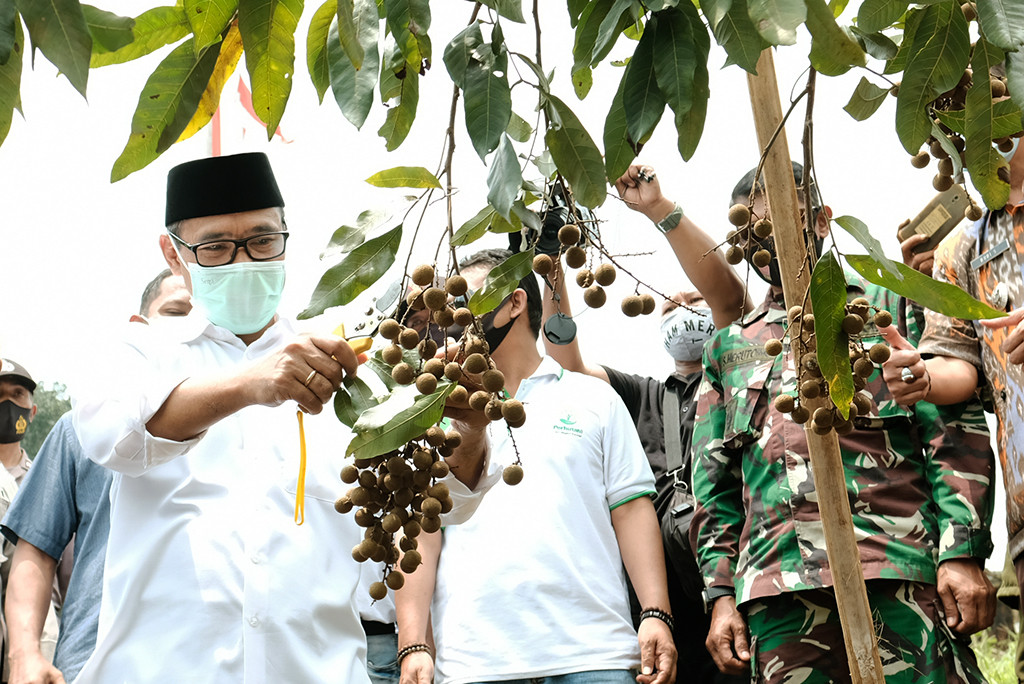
[691,276,994,604]
[919,206,1024,559]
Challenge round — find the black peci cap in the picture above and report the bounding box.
[165,152,285,226]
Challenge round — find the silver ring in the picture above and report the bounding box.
[900,367,916,384]
[638,168,655,183]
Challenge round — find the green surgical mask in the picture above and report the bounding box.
[185,261,286,335]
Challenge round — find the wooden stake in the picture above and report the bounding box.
[745,49,884,683]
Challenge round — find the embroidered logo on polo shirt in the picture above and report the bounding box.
[554,413,583,436]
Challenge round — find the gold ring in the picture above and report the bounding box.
[303,370,318,387]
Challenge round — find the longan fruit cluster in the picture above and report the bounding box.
[533,223,657,317]
[763,298,893,435]
[336,427,460,598]
[724,203,774,268]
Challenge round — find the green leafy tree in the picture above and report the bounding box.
[22,381,72,459]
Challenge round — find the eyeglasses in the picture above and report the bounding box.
[168,231,289,267]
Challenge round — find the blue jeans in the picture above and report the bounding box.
[366,632,400,683]
[469,671,637,684]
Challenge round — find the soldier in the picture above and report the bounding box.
[690,163,996,683]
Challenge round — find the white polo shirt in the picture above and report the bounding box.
[432,357,656,683]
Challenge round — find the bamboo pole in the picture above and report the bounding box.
[745,49,885,683]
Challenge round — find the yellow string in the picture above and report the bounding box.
[295,410,307,526]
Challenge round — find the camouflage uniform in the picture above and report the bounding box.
[919,207,1024,562]
[690,276,994,683]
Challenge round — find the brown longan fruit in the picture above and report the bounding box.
[933,174,954,191]
[421,497,442,517]
[444,362,463,382]
[463,353,488,375]
[753,219,773,238]
[423,358,445,378]
[576,269,594,288]
[594,263,617,286]
[621,295,643,317]
[558,224,582,245]
[399,328,420,350]
[416,373,438,395]
[533,254,553,276]
[812,423,833,436]
[392,363,415,385]
[420,516,441,534]
[449,385,469,405]
[400,550,422,573]
[382,344,403,365]
[418,339,438,359]
[873,310,893,328]
[764,338,783,356]
[468,390,491,412]
[965,203,983,221]
[910,151,930,169]
[774,394,795,413]
[379,318,402,340]
[445,274,468,297]
[503,464,524,485]
[800,380,821,399]
[992,78,1007,98]
[424,426,446,447]
[853,357,875,378]
[728,203,751,227]
[565,246,587,269]
[465,336,488,356]
[937,157,954,177]
[868,343,891,364]
[812,407,834,428]
[433,308,455,328]
[444,429,463,448]
[852,392,873,416]
[412,264,435,287]
[961,1,977,20]
[999,137,1016,153]
[386,571,405,590]
[406,288,425,311]
[423,287,447,311]
[502,399,525,425]
[584,285,606,308]
[453,307,474,327]
[484,399,505,421]
[640,294,656,315]
[930,139,949,159]
[752,249,772,268]
[725,245,744,265]
[791,405,810,424]
[334,496,353,514]
[834,419,854,435]
[341,464,359,484]
[801,314,815,332]
[842,313,865,335]
[381,512,402,533]
[482,369,505,393]
[412,448,434,470]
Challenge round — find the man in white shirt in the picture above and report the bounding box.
[396,249,677,684]
[71,153,489,684]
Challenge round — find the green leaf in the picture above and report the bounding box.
[514,52,550,95]
[847,254,1005,319]
[965,38,1011,210]
[336,0,363,69]
[328,0,378,129]
[849,26,898,61]
[364,351,398,390]
[365,165,439,189]
[384,0,430,68]
[675,6,709,160]
[81,4,134,53]
[487,134,521,220]
[0,18,22,146]
[809,251,854,419]
[479,0,524,23]
[805,0,864,76]
[545,95,608,208]
[934,99,1023,139]
[238,0,303,138]
[572,65,593,99]
[832,215,902,279]
[1007,51,1024,133]
[843,77,889,121]
[604,69,640,181]
[748,0,805,46]
[568,0,587,26]
[299,224,402,319]
[321,208,391,258]
[506,110,532,142]
[883,5,921,75]
[378,41,403,101]
[377,67,418,150]
[464,56,511,159]
[442,20,482,89]
[110,39,221,181]
[977,0,1024,52]
[333,375,381,428]
[176,22,242,143]
[0,0,16,64]
[347,382,455,459]
[856,0,907,33]
[593,0,635,63]
[700,0,733,32]
[652,7,696,120]
[489,208,522,233]
[572,0,634,71]
[894,1,970,153]
[451,205,498,246]
[710,0,766,74]
[183,0,236,52]
[306,0,336,103]
[468,249,535,315]
[623,14,665,144]
[90,6,190,68]
[15,0,91,96]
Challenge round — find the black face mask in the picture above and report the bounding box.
[481,307,518,353]
[0,400,31,444]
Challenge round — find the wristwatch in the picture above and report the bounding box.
[655,203,684,234]
[702,586,736,614]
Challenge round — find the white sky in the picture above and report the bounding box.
[3,3,1006,560]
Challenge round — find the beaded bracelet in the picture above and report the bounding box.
[639,607,676,633]
[397,643,431,666]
